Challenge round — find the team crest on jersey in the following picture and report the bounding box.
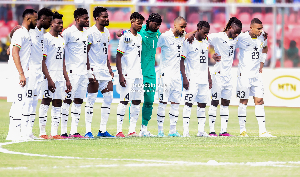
[124,37,131,43]
[52,44,55,47]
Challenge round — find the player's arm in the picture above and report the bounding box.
[260,46,268,73]
[9,25,22,38]
[42,55,56,93]
[87,43,96,82]
[107,56,114,78]
[116,29,127,37]
[63,56,72,93]
[180,55,189,90]
[185,30,197,44]
[12,46,26,87]
[208,67,212,89]
[116,52,126,87]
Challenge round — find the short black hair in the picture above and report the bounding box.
[146,13,162,31]
[38,8,53,20]
[93,6,107,19]
[197,21,210,29]
[22,9,37,19]
[174,16,186,24]
[74,8,88,19]
[251,18,262,25]
[130,12,145,22]
[53,11,63,20]
[223,17,242,32]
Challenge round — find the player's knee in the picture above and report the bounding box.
[197,103,206,108]
[41,98,52,105]
[185,102,193,107]
[211,100,219,107]
[52,99,62,107]
[64,99,72,105]
[221,99,230,106]
[103,91,113,104]
[256,98,264,105]
[132,100,141,105]
[74,98,83,104]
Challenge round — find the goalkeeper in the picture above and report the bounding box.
[118,13,162,137]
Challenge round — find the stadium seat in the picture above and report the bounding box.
[0,20,5,26]
[140,12,149,20]
[288,13,297,24]
[291,26,300,37]
[159,23,168,33]
[187,13,199,23]
[284,59,293,68]
[252,12,263,22]
[213,13,226,25]
[276,14,288,24]
[264,13,273,24]
[7,20,18,31]
[166,11,176,23]
[239,12,251,24]
[0,25,10,38]
[124,12,131,21]
[186,23,195,33]
[112,10,125,21]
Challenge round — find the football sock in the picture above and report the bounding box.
[182,105,191,133]
[141,124,147,132]
[51,107,61,136]
[117,103,126,133]
[197,107,206,133]
[100,92,113,132]
[70,103,81,135]
[85,93,97,133]
[157,103,167,132]
[238,103,247,134]
[129,104,140,134]
[220,105,229,133]
[169,104,179,134]
[208,105,217,133]
[7,101,22,139]
[39,104,49,136]
[22,96,34,136]
[255,104,267,134]
[61,103,70,135]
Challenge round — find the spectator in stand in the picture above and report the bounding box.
[287,40,300,67]
[0,4,8,23]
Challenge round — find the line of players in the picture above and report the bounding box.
[6,6,275,141]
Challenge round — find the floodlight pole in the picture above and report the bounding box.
[280,7,285,68]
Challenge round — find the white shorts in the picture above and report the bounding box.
[183,82,209,104]
[7,76,27,103]
[236,76,264,99]
[26,72,44,97]
[98,80,111,91]
[117,78,143,101]
[65,73,88,100]
[158,76,182,103]
[211,74,233,100]
[41,79,65,100]
[91,68,112,81]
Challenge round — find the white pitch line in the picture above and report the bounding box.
[0,141,300,168]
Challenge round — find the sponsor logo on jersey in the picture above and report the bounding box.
[269,75,300,100]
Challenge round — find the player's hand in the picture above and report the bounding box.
[89,74,96,83]
[183,78,189,90]
[208,78,212,89]
[212,53,221,62]
[259,67,263,73]
[19,74,26,87]
[6,46,10,55]
[187,34,195,44]
[48,79,56,93]
[109,69,114,78]
[119,74,126,87]
[263,31,268,40]
[116,29,124,37]
[65,80,72,93]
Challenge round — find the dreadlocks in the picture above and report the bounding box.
[146,13,162,31]
[223,17,242,32]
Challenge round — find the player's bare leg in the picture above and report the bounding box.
[39,98,52,139]
[157,101,167,137]
[238,99,248,137]
[208,99,219,136]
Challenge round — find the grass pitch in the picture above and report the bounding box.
[0,99,300,176]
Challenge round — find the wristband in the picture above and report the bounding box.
[261,53,267,63]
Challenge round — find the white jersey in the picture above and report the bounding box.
[87,25,111,79]
[43,32,65,82]
[117,30,142,79]
[208,32,238,76]
[182,38,209,84]
[9,26,32,77]
[62,25,88,75]
[28,27,44,74]
[158,29,185,79]
[237,31,267,78]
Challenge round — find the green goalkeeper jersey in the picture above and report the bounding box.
[138,25,161,78]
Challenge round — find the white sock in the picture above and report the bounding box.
[61,103,70,135]
[197,107,206,133]
[169,104,179,134]
[28,96,38,135]
[255,104,266,134]
[182,105,191,133]
[70,103,82,135]
[238,103,247,134]
[39,104,49,136]
[208,106,217,133]
[51,107,61,136]
[141,124,147,132]
[85,93,97,133]
[220,105,229,133]
[22,96,34,137]
[117,103,126,133]
[129,104,140,134]
[157,103,167,133]
[7,101,22,139]
[100,92,113,132]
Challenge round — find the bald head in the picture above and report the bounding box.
[173,16,186,37]
[174,16,185,24]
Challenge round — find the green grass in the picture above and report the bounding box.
[0,99,300,176]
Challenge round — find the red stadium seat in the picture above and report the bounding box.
[0,20,5,26]
[252,13,263,22]
[112,10,125,21]
[284,60,293,68]
[276,14,288,24]
[291,26,300,37]
[124,12,131,21]
[7,20,18,31]
[186,23,195,33]
[239,12,251,24]
[0,25,10,38]
[159,23,168,33]
[213,13,226,25]
[288,13,297,24]
[166,12,176,23]
[264,13,273,24]
[140,12,149,20]
[187,13,200,24]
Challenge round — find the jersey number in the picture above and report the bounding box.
[125,93,129,100]
[212,92,217,99]
[237,91,245,98]
[17,94,22,101]
[200,56,206,63]
[26,90,33,97]
[103,47,107,55]
[185,94,193,102]
[252,52,259,60]
[44,90,50,98]
[229,46,234,56]
[138,50,141,57]
[159,94,163,101]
